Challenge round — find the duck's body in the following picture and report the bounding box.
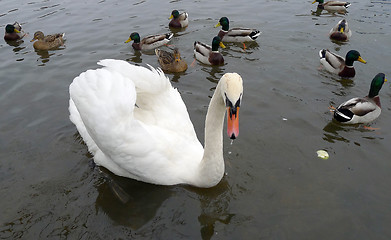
[4,22,25,41]
[329,19,351,41]
[334,73,387,124]
[125,32,173,51]
[31,31,65,50]
[155,48,188,73]
[169,10,189,28]
[215,17,261,43]
[319,49,366,78]
[69,59,243,188]
[194,36,225,66]
[313,0,351,12]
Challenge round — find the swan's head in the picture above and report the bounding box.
[220,73,243,140]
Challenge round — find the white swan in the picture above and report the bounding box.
[69,59,243,188]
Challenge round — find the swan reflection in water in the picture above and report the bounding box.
[95,167,235,239]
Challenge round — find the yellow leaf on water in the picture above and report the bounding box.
[317,150,329,160]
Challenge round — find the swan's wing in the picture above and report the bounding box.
[70,60,202,184]
[97,59,198,138]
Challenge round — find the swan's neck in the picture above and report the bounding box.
[196,84,226,187]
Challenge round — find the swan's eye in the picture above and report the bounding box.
[234,97,241,108]
[225,94,233,108]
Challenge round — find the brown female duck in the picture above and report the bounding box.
[31,31,65,50]
[155,48,188,73]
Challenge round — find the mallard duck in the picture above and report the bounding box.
[333,73,387,124]
[155,48,188,73]
[4,22,25,41]
[215,17,261,48]
[30,31,65,50]
[319,49,366,78]
[125,32,173,51]
[194,36,225,66]
[312,0,351,12]
[69,59,243,187]
[329,19,351,41]
[169,10,189,28]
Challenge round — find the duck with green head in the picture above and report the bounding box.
[194,36,225,66]
[215,17,261,46]
[312,0,350,12]
[333,73,387,124]
[125,32,173,51]
[31,31,65,50]
[329,19,351,41]
[169,10,189,28]
[4,22,25,41]
[319,49,366,78]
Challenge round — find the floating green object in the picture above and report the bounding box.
[317,150,329,159]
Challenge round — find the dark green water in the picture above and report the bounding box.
[1,0,391,239]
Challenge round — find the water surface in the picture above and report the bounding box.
[1,0,391,239]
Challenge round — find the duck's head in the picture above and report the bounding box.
[220,73,243,139]
[338,19,347,33]
[5,24,20,34]
[31,31,44,42]
[125,32,140,43]
[170,10,180,19]
[345,50,366,66]
[368,73,387,98]
[211,36,225,51]
[173,48,181,62]
[215,17,229,31]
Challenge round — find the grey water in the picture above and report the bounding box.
[1,0,391,239]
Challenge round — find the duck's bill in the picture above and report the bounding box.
[227,107,239,139]
[14,29,20,33]
[312,0,317,3]
[219,42,226,48]
[358,56,366,64]
[215,23,221,28]
[169,15,173,19]
[124,37,132,43]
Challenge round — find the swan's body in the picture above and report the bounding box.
[333,73,387,124]
[69,60,243,188]
[329,19,351,41]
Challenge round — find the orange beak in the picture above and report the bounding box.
[227,107,239,139]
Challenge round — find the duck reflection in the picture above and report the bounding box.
[169,71,187,83]
[335,77,354,88]
[5,39,24,48]
[322,121,350,143]
[34,49,52,65]
[95,168,173,229]
[322,119,375,144]
[201,65,225,84]
[126,50,142,63]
